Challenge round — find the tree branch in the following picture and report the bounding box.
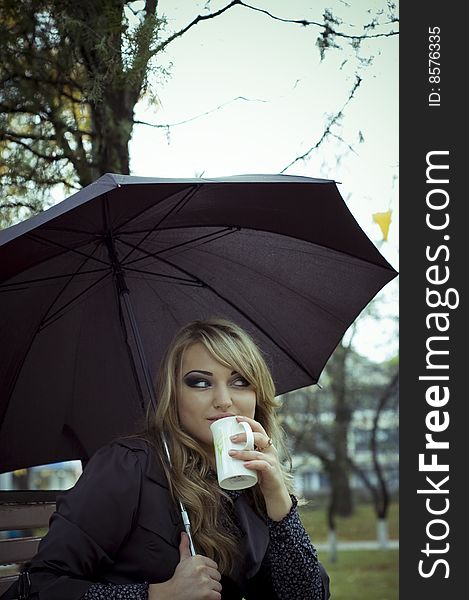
[235,2,398,41]
[282,419,332,467]
[5,72,84,101]
[0,129,56,143]
[157,1,398,54]
[0,201,39,212]
[280,75,362,173]
[156,1,242,53]
[329,132,358,155]
[1,135,68,163]
[231,2,398,40]
[133,95,267,130]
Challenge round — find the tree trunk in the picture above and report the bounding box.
[328,528,338,563]
[89,90,134,183]
[329,461,353,516]
[330,344,353,516]
[327,504,338,563]
[377,518,389,549]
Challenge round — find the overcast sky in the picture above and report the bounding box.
[127,0,399,360]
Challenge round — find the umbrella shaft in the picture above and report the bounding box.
[121,289,157,411]
[122,289,197,556]
[105,233,196,556]
[105,231,156,409]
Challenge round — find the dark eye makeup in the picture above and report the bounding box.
[183,375,210,388]
[231,376,250,387]
[182,373,251,389]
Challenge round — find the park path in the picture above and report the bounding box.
[314,539,399,551]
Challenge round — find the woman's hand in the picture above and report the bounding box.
[148,533,222,600]
[229,416,292,521]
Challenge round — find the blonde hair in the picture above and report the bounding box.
[144,318,292,575]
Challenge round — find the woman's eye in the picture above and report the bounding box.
[232,376,250,387]
[184,377,210,388]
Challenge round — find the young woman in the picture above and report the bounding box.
[9,319,330,600]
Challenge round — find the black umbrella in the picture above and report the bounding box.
[0,173,397,474]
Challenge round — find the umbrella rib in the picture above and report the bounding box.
[121,227,236,267]
[110,185,198,236]
[0,277,116,435]
[126,230,350,326]
[139,276,183,332]
[38,242,108,327]
[152,255,316,382]
[124,266,204,287]
[39,272,111,332]
[119,185,202,264]
[0,247,109,425]
[0,268,109,290]
[190,243,350,326]
[38,225,97,235]
[121,223,397,274]
[26,233,110,266]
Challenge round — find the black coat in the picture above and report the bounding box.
[3,438,329,599]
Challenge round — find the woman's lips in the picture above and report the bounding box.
[207,413,236,422]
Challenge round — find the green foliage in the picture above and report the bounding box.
[299,501,399,542]
[320,550,398,600]
[0,0,167,225]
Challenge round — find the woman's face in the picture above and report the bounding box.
[177,342,256,452]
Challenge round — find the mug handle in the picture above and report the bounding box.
[239,421,254,450]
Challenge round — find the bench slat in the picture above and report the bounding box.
[0,492,60,596]
[0,490,59,503]
[0,537,41,565]
[0,503,55,531]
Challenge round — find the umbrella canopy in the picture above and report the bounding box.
[0,173,397,472]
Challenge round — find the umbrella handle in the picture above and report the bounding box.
[180,502,197,556]
[162,435,197,556]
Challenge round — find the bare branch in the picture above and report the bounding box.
[1,135,68,163]
[134,95,267,129]
[0,201,39,212]
[235,2,398,41]
[280,75,362,173]
[329,132,358,155]
[157,1,398,54]
[156,1,242,53]
[0,129,56,143]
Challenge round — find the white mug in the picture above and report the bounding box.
[210,416,258,490]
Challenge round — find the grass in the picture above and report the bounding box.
[296,502,399,599]
[320,550,398,600]
[299,501,399,542]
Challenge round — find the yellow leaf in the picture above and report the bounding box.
[372,210,392,241]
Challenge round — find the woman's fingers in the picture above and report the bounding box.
[168,553,223,600]
[195,555,219,572]
[231,431,274,451]
[236,415,266,434]
[229,448,273,461]
[242,459,274,472]
[205,565,222,582]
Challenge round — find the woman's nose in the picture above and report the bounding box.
[213,384,233,409]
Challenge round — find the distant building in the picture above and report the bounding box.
[291,407,399,498]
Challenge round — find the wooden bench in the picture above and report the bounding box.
[0,491,57,597]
